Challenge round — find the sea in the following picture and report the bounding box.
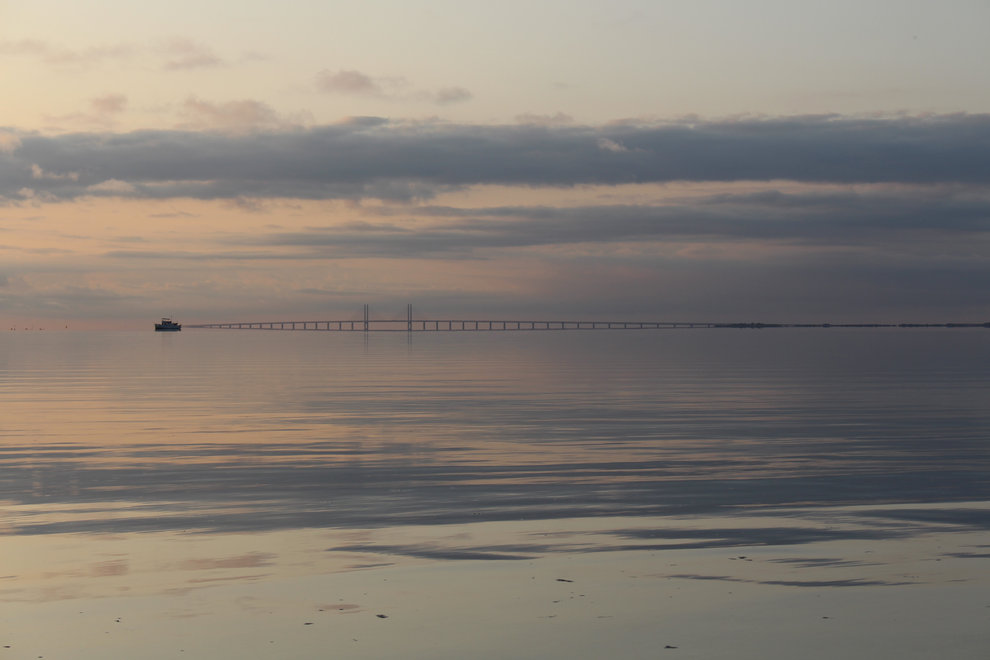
[2,328,989,657]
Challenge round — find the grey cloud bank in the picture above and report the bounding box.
[4,114,990,323]
[182,189,986,259]
[3,114,990,202]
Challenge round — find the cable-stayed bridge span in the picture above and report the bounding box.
[186,305,716,332]
[185,305,990,332]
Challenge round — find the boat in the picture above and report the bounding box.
[155,317,182,331]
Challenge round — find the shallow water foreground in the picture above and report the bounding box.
[2,329,989,658]
[2,505,989,659]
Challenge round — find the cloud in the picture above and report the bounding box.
[31,164,79,181]
[36,94,130,131]
[7,115,989,323]
[158,38,223,70]
[0,131,22,153]
[0,37,226,71]
[86,179,137,195]
[91,94,128,115]
[432,86,473,105]
[315,69,472,105]
[0,39,138,67]
[515,113,574,126]
[177,96,286,130]
[90,185,987,289]
[226,196,268,213]
[597,137,630,153]
[0,39,48,57]
[315,69,387,96]
[187,186,987,261]
[14,187,57,203]
[3,114,990,204]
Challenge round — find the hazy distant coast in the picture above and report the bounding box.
[712,322,990,328]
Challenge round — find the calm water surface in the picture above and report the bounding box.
[4,329,990,659]
[3,328,988,538]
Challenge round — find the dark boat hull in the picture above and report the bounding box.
[155,317,182,331]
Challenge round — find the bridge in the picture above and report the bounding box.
[185,305,990,332]
[186,305,716,332]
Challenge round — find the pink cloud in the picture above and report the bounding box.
[159,38,223,70]
[178,96,286,130]
[315,69,385,95]
[315,69,472,106]
[91,94,128,115]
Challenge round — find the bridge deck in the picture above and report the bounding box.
[183,308,990,331]
[186,319,716,331]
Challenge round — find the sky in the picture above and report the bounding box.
[2,0,990,328]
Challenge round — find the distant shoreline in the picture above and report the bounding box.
[710,322,990,329]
